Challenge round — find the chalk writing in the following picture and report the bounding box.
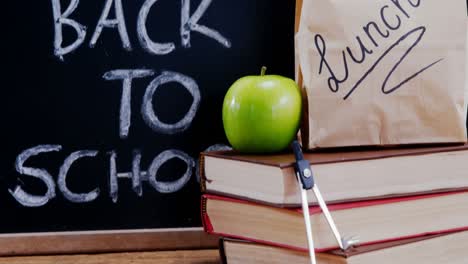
[10,145,61,207]
[9,0,235,207]
[58,150,100,203]
[132,150,143,196]
[141,71,201,134]
[147,150,195,193]
[51,0,231,59]
[180,0,231,48]
[103,69,155,139]
[137,0,176,55]
[51,0,86,60]
[90,0,132,50]
[109,150,119,203]
[11,147,204,206]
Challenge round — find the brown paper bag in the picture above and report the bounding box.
[295,0,468,149]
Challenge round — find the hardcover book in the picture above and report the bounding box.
[202,191,468,251]
[200,144,468,206]
[219,231,468,264]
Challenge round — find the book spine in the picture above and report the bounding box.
[199,153,207,192]
[201,195,214,233]
[218,238,228,264]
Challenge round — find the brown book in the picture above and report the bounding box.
[202,191,468,252]
[219,231,468,264]
[200,144,468,206]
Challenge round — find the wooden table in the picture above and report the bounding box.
[0,250,220,264]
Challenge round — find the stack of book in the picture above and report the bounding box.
[199,144,468,263]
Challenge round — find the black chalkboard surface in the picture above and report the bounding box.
[1,0,296,251]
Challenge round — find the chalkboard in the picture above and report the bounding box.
[1,0,296,254]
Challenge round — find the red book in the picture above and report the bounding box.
[202,191,468,252]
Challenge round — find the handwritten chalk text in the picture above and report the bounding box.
[51,0,231,59]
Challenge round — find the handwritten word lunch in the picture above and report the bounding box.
[9,0,230,207]
[315,0,442,100]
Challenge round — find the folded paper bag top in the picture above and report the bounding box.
[295,0,468,149]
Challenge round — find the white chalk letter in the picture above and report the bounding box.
[51,0,87,59]
[141,71,200,134]
[103,69,154,139]
[147,149,195,193]
[90,0,132,50]
[132,150,143,196]
[137,0,176,55]
[58,150,100,203]
[9,145,62,207]
[109,151,119,203]
[180,0,231,48]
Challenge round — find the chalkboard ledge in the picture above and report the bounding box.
[0,228,217,256]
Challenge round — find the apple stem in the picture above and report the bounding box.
[260,66,267,76]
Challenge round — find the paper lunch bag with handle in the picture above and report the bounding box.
[295,0,468,149]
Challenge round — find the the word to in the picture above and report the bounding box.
[103,69,200,138]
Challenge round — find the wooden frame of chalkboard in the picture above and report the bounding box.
[0,228,217,256]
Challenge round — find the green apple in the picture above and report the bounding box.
[222,67,302,153]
